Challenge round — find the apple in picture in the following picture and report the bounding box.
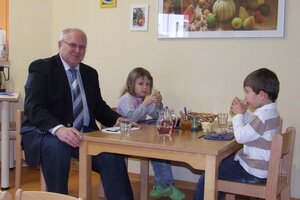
[231,17,243,30]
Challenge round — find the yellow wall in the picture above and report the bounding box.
[8,0,300,197]
[0,0,8,42]
[0,0,8,29]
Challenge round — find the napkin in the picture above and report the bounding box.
[102,127,140,134]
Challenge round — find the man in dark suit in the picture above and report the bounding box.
[22,28,134,199]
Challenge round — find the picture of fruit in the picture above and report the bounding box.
[239,6,250,21]
[243,16,255,30]
[203,9,210,16]
[206,14,217,28]
[194,4,203,20]
[259,4,271,16]
[212,0,236,22]
[160,0,280,34]
[247,0,259,9]
[257,0,264,5]
[137,18,145,26]
[253,10,264,23]
[198,0,206,7]
[132,7,146,27]
[183,4,195,23]
[231,17,243,29]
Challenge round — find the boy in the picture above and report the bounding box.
[193,68,281,200]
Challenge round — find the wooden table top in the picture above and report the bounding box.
[83,125,239,157]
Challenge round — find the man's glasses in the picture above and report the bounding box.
[61,40,86,51]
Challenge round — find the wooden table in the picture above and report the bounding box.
[79,125,241,200]
[0,92,19,189]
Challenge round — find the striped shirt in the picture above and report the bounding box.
[232,103,280,178]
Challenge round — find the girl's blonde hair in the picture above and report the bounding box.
[121,67,153,96]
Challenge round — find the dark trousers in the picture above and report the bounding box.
[24,131,134,200]
[193,154,266,200]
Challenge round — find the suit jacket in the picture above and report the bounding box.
[22,54,120,165]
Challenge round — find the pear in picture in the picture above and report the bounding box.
[243,16,255,30]
[239,6,249,21]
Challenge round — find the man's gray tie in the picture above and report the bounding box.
[69,68,84,131]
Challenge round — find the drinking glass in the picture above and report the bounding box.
[218,113,228,128]
[120,119,132,132]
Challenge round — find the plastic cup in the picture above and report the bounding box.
[120,119,132,132]
[218,113,228,128]
[180,119,192,131]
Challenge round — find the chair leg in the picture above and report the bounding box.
[15,141,22,189]
[280,185,291,200]
[98,180,106,199]
[40,169,47,191]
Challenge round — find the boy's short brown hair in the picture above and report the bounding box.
[243,68,280,102]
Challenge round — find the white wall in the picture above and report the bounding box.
[8,0,300,197]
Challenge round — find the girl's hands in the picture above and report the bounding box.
[143,90,162,105]
[153,90,162,103]
[114,117,141,128]
[230,97,248,115]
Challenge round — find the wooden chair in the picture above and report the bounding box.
[14,110,105,197]
[0,191,11,200]
[15,110,46,191]
[15,189,83,200]
[217,126,296,200]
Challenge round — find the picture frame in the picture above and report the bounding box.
[157,0,285,38]
[130,5,149,31]
[100,0,117,8]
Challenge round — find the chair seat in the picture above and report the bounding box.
[218,179,267,198]
[218,174,288,199]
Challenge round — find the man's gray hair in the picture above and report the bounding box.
[59,28,86,41]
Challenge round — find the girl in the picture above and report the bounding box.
[117,67,185,200]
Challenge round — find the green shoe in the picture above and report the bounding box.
[149,185,172,198]
[169,186,185,200]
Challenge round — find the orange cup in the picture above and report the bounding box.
[180,119,192,131]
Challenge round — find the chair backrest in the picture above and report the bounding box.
[266,126,296,198]
[0,191,11,200]
[15,189,83,200]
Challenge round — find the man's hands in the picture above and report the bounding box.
[55,127,82,148]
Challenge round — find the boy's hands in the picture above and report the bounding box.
[230,97,248,115]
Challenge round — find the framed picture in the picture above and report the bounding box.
[130,5,149,31]
[157,0,285,38]
[100,0,117,8]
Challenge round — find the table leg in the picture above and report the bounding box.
[79,141,92,200]
[140,159,149,200]
[204,155,218,200]
[1,101,9,189]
